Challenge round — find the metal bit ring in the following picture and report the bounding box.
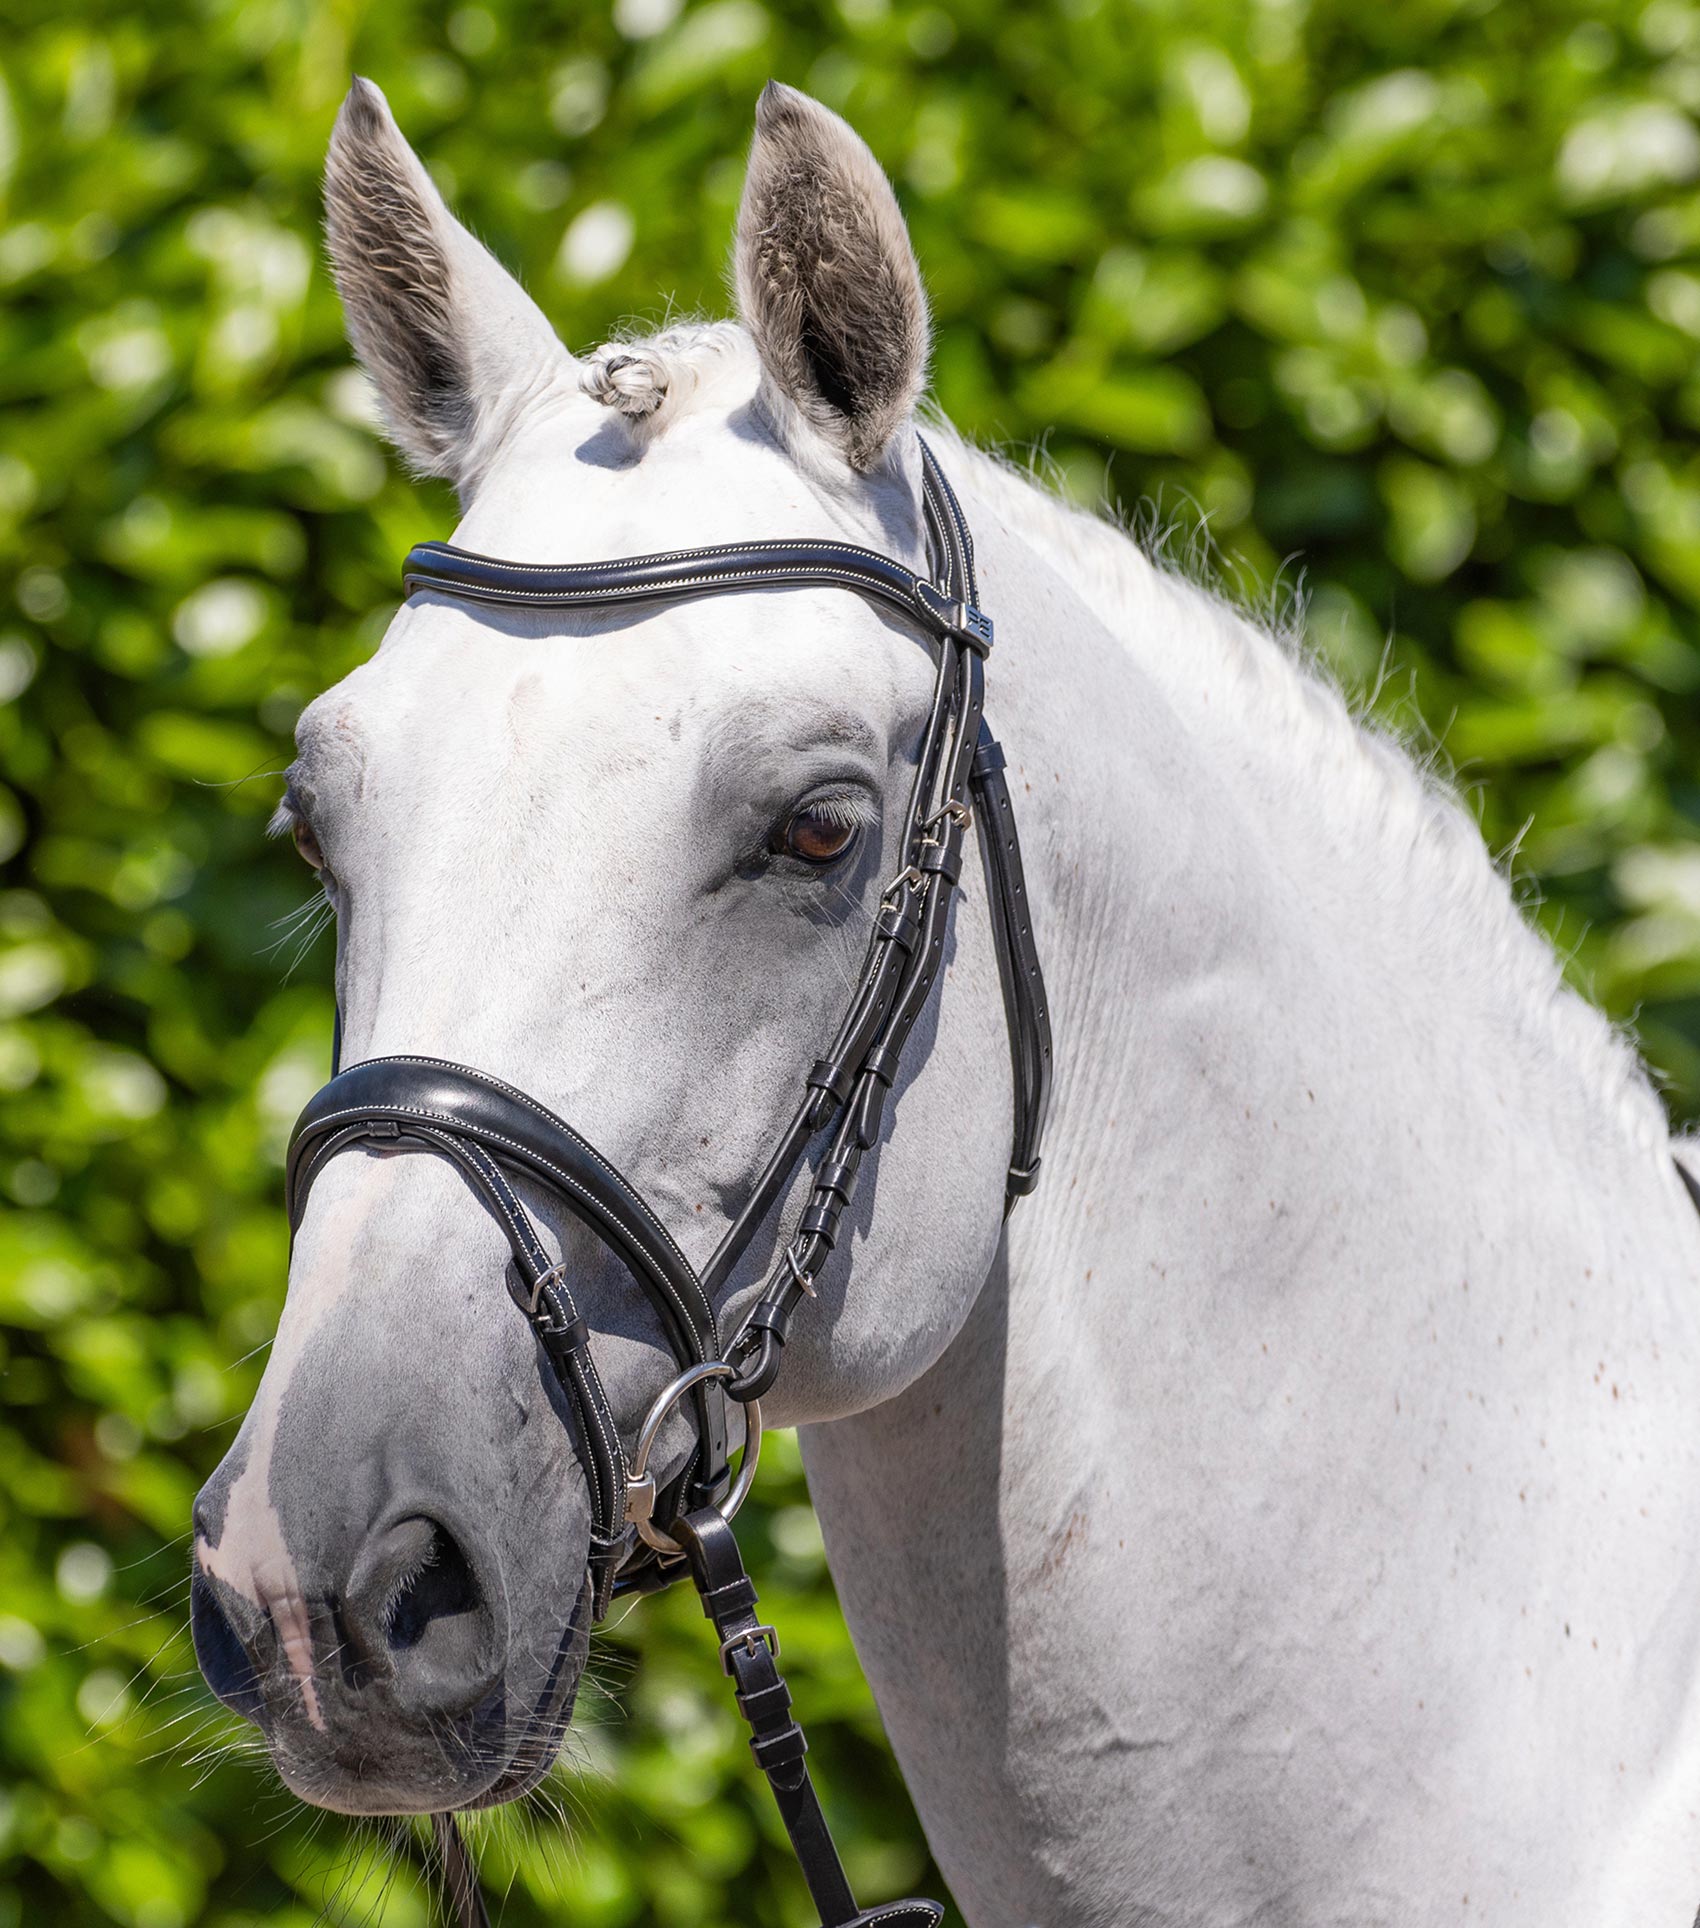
[626,1361,762,1555]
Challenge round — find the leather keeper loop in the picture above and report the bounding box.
[535,1311,590,1356]
[688,1470,732,1513]
[875,898,923,951]
[798,1200,841,1246]
[972,734,1007,779]
[745,1300,793,1338]
[700,1581,758,1622]
[805,1057,855,1105]
[919,839,962,884]
[815,1154,857,1203]
[737,1680,792,1720]
[750,1724,808,1773]
[1007,1158,1042,1197]
[862,1043,902,1087]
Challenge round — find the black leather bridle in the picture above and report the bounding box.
[285,441,1052,1927]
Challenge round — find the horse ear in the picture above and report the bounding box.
[734,82,930,473]
[324,78,572,497]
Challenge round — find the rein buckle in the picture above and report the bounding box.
[719,1623,780,1673]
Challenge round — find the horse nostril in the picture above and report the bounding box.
[190,1570,266,1724]
[346,1515,499,1717]
[387,1519,479,1650]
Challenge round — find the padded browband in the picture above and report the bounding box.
[402,534,996,655]
[288,1057,719,1374]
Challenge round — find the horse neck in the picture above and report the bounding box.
[962,461,1678,1351]
[798,466,1700,1921]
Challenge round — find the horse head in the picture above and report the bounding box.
[189,78,1019,1816]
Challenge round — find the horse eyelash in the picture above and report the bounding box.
[798,789,877,830]
[269,787,340,910]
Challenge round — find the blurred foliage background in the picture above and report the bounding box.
[4,0,1700,1921]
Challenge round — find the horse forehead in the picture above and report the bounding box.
[332,586,917,789]
[454,402,888,559]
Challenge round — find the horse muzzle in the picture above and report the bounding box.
[190,1509,593,1813]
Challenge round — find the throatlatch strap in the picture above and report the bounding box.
[969,726,1052,1211]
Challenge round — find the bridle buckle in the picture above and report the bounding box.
[526,1257,570,1317]
[784,1244,817,1299]
[951,603,994,654]
[625,1470,658,1531]
[920,798,974,839]
[719,1623,780,1673]
[881,864,927,902]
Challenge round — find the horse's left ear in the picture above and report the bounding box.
[734,82,930,473]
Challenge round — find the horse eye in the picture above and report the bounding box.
[780,803,860,867]
[291,817,327,874]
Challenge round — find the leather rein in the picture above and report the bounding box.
[285,441,1051,1927]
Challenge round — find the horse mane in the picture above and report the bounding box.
[946,427,1671,1150]
[582,321,1669,1151]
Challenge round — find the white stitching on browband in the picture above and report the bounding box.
[404,562,937,618]
[410,534,914,574]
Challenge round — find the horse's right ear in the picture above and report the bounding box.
[324,78,572,499]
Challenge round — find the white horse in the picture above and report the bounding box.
[191,77,1700,1925]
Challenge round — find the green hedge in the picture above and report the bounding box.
[3,0,1698,1922]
